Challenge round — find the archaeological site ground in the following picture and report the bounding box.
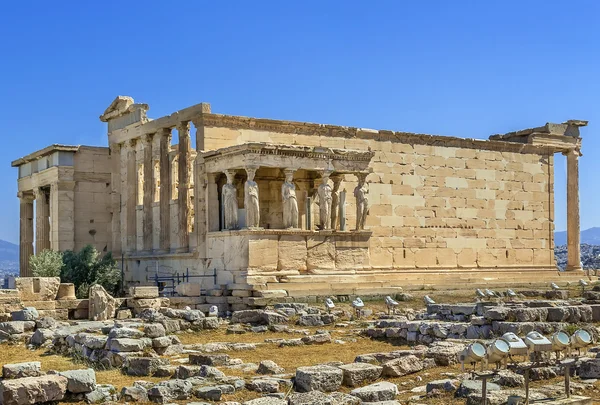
[2,97,599,405]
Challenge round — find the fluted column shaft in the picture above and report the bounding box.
[126,139,137,252]
[159,128,172,252]
[142,134,154,252]
[178,122,191,252]
[34,187,50,253]
[565,149,582,271]
[110,143,122,255]
[19,193,34,276]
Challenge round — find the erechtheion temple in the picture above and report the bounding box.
[12,96,587,304]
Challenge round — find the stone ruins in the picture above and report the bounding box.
[12,96,588,306]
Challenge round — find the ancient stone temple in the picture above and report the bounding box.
[12,96,587,302]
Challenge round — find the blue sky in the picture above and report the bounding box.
[0,1,598,244]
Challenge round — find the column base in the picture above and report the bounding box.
[565,265,584,272]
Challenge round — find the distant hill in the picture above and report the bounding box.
[0,240,19,276]
[555,227,600,246]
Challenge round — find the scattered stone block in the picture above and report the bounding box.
[338,363,383,387]
[147,379,193,403]
[189,353,230,366]
[456,380,501,398]
[85,384,118,403]
[0,374,68,405]
[15,277,60,301]
[382,355,423,377]
[2,362,42,379]
[121,386,149,402]
[257,360,285,375]
[350,381,398,402]
[108,338,146,352]
[89,284,116,321]
[295,365,343,392]
[58,368,96,393]
[129,286,159,298]
[124,357,170,376]
[247,379,279,393]
[11,307,38,321]
[288,390,335,405]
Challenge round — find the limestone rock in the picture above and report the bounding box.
[295,365,343,392]
[0,374,68,405]
[144,323,166,338]
[455,380,501,398]
[329,392,361,405]
[338,362,383,387]
[121,385,149,402]
[189,353,230,366]
[89,285,116,321]
[580,359,600,379]
[0,321,25,335]
[243,398,287,405]
[426,341,465,366]
[426,379,457,393]
[108,337,146,352]
[30,328,54,346]
[257,360,285,375]
[11,308,39,322]
[301,333,331,345]
[58,368,96,393]
[2,362,42,379]
[382,355,423,377]
[247,379,279,393]
[195,385,223,401]
[492,369,524,387]
[108,327,145,339]
[288,390,335,405]
[231,310,287,325]
[350,381,398,402]
[15,277,60,301]
[147,379,193,403]
[85,384,118,403]
[124,357,170,376]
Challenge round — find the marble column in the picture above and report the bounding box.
[19,193,34,277]
[159,128,172,252]
[34,187,50,254]
[110,143,122,255]
[565,149,582,271]
[178,122,191,251]
[126,139,137,253]
[142,133,154,252]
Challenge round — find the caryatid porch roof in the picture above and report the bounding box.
[201,142,375,174]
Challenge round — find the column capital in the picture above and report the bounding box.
[157,127,172,137]
[143,133,155,144]
[127,138,137,148]
[33,187,45,199]
[177,121,191,136]
[17,192,34,202]
[562,148,582,158]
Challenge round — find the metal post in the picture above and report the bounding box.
[565,364,571,398]
[482,377,487,405]
[306,196,312,230]
[339,190,346,231]
[524,369,530,405]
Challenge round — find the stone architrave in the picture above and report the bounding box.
[89,284,116,321]
[244,166,260,228]
[282,169,299,229]
[354,173,369,230]
[222,170,238,230]
[330,175,342,230]
[316,171,333,230]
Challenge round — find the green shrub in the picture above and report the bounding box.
[29,249,63,277]
[61,245,121,298]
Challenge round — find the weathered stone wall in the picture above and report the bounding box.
[200,116,554,271]
[73,147,112,253]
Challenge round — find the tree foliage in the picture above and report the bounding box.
[29,249,64,277]
[61,245,121,298]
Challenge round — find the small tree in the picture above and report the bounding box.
[29,249,63,277]
[61,245,121,298]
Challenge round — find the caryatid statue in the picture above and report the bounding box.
[222,170,238,230]
[282,169,299,228]
[354,173,369,230]
[316,170,333,229]
[244,166,260,228]
[330,175,342,230]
